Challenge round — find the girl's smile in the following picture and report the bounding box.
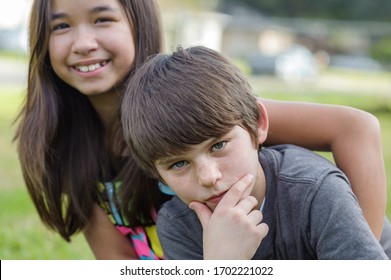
[72,60,109,73]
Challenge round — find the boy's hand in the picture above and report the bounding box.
[189,174,269,259]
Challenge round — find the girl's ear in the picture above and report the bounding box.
[256,100,269,145]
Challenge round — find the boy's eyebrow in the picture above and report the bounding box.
[155,157,180,166]
[51,5,120,21]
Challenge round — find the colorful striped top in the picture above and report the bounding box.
[97,181,164,260]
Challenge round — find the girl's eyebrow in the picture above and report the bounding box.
[90,5,121,14]
[51,12,67,21]
[51,5,120,20]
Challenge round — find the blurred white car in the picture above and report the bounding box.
[275,45,317,82]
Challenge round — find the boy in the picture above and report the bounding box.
[121,46,389,259]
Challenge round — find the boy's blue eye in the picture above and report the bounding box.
[171,160,188,170]
[212,141,227,152]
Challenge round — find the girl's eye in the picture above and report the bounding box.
[52,23,69,31]
[212,141,227,152]
[96,18,113,24]
[171,160,188,170]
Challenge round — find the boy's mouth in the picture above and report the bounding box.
[206,190,228,205]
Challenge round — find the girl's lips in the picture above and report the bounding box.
[71,60,110,77]
[72,60,109,73]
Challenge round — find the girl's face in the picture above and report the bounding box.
[49,0,135,96]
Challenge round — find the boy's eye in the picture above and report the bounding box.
[212,141,227,152]
[171,160,188,170]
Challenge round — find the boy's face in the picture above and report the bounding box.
[155,125,265,211]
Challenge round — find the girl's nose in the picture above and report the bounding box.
[196,159,222,188]
[72,26,98,55]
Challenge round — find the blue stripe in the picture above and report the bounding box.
[105,182,123,226]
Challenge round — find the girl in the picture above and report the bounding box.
[15,0,386,259]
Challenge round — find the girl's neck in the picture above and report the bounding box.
[87,91,121,130]
[87,90,128,158]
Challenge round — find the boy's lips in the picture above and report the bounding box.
[206,190,228,204]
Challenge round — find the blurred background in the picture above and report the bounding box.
[1,0,390,259]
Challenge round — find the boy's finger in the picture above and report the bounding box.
[216,174,254,210]
[189,201,212,229]
[235,195,259,214]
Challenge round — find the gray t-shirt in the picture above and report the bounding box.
[157,145,389,260]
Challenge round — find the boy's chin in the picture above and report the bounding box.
[187,200,217,212]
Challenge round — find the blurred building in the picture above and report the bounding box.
[0,0,32,52]
[162,6,391,75]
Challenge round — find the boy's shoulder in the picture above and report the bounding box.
[262,144,334,166]
[260,144,346,184]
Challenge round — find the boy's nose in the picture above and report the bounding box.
[72,27,98,55]
[196,159,222,188]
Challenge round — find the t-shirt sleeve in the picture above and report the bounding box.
[308,172,388,260]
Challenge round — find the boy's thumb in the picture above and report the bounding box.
[189,201,212,229]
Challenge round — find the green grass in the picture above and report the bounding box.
[0,50,28,62]
[0,188,93,259]
[1,74,390,259]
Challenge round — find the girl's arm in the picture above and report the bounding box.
[262,98,386,239]
[83,204,138,259]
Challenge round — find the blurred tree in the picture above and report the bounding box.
[218,0,391,21]
[370,37,391,65]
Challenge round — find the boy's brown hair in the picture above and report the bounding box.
[122,46,261,179]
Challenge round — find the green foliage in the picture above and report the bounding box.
[233,58,252,76]
[370,38,391,65]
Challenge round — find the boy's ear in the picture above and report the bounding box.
[256,99,269,145]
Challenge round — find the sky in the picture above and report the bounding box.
[0,0,31,29]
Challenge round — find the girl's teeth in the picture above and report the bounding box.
[77,63,102,72]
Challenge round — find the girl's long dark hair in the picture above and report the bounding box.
[15,0,167,241]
